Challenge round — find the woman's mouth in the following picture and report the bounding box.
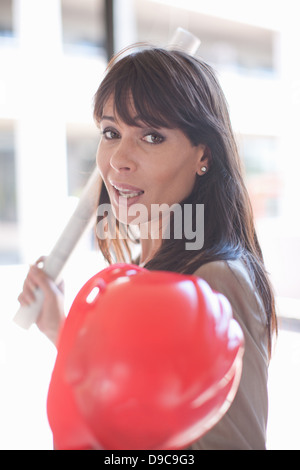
[110,181,144,205]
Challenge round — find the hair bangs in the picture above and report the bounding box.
[94,50,188,131]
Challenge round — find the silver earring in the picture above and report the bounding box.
[200,166,207,173]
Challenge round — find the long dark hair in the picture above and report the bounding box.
[93,47,277,357]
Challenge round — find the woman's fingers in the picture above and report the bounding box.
[28,265,58,298]
[17,258,66,345]
[35,255,46,268]
[18,260,54,306]
[18,265,39,305]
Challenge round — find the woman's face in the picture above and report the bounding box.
[96,95,205,226]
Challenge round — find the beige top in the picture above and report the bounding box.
[188,258,269,450]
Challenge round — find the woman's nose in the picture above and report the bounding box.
[110,141,137,173]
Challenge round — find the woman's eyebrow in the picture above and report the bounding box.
[100,115,116,122]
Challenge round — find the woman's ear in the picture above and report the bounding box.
[196,146,211,176]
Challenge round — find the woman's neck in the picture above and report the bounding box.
[138,215,165,266]
[139,237,162,267]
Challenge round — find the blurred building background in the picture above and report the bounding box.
[0,0,299,449]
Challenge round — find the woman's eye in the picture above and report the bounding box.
[143,133,164,145]
[102,129,120,140]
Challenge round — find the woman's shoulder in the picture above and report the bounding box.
[193,258,260,311]
[193,258,251,291]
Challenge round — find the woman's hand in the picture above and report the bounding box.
[18,257,65,346]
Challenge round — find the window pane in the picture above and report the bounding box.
[61,0,106,56]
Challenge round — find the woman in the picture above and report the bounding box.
[18,47,277,449]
